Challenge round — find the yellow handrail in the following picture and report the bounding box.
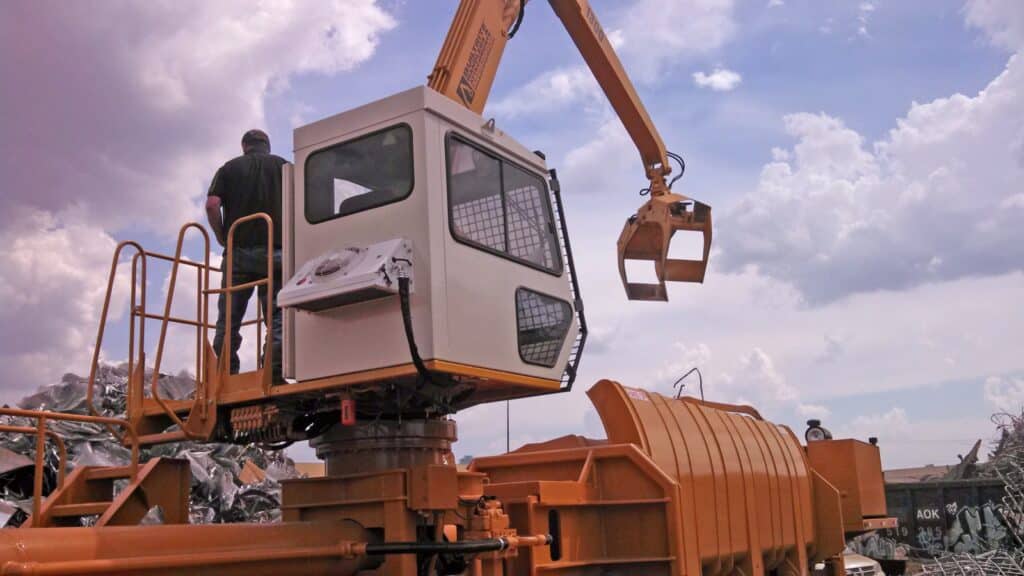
[86,241,147,442]
[150,223,212,437]
[220,212,275,395]
[0,424,68,512]
[0,408,138,521]
[84,215,274,447]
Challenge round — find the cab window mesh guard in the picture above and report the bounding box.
[516,289,572,368]
[447,135,562,274]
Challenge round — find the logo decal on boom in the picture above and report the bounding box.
[457,24,495,107]
[584,6,608,45]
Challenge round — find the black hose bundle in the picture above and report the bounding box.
[366,538,509,556]
[398,275,432,388]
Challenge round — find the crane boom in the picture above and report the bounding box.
[429,0,712,301]
[427,0,520,114]
[547,0,669,180]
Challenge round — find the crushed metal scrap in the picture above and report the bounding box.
[919,551,1024,576]
[0,364,302,526]
[913,412,1024,574]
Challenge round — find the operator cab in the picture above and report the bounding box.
[278,87,585,415]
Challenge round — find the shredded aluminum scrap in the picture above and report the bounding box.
[0,363,302,526]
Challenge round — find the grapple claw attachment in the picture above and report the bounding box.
[616,193,712,301]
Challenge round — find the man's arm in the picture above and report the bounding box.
[206,196,226,247]
[206,167,227,247]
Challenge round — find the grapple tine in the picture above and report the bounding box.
[617,217,669,301]
[617,193,712,301]
[661,199,712,283]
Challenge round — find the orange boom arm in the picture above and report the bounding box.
[429,0,712,301]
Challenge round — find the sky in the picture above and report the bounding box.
[1,0,1022,470]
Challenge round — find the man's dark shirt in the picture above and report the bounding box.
[208,149,287,248]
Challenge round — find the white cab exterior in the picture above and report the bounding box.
[284,87,579,389]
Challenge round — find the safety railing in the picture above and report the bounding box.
[0,408,138,520]
[0,424,66,521]
[150,223,213,436]
[86,241,147,441]
[85,216,272,445]
[205,213,275,395]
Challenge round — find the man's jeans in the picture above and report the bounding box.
[213,246,282,380]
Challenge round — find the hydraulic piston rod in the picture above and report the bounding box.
[0,521,373,576]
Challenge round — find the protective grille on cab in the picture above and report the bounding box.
[452,194,505,252]
[506,183,558,271]
[447,135,562,274]
[516,289,572,367]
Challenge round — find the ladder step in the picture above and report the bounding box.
[50,501,112,517]
[85,466,134,480]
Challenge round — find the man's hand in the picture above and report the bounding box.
[206,196,226,247]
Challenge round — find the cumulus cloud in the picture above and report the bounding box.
[656,342,712,395]
[562,119,635,193]
[718,52,1024,302]
[489,0,736,116]
[985,376,1024,412]
[796,403,831,419]
[656,342,802,414]
[965,0,1024,51]
[849,407,911,436]
[0,209,127,398]
[728,347,797,404]
[450,267,1024,467]
[490,66,602,118]
[836,408,996,468]
[0,0,396,394]
[716,0,1024,303]
[0,0,396,234]
[619,0,736,81]
[693,68,743,91]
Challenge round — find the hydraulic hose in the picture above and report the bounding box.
[365,535,552,556]
[367,539,505,556]
[398,275,432,386]
[507,0,526,38]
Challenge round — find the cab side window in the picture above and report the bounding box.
[305,125,414,224]
[446,135,562,274]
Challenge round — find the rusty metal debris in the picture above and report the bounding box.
[945,440,984,481]
[0,363,302,526]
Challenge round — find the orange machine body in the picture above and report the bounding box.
[0,380,888,576]
[465,380,885,576]
[807,439,894,533]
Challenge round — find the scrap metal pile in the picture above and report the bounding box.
[916,411,1024,575]
[919,550,1024,576]
[0,364,301,526]
[984,412,1024,481]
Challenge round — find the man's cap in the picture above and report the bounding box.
[242,129,270,146]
